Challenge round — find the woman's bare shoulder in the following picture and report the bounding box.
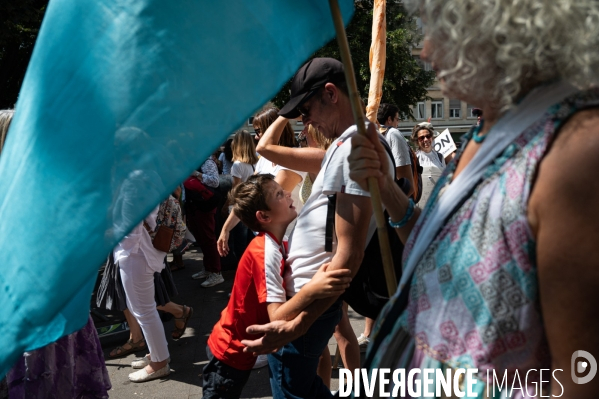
[528,106,599,235]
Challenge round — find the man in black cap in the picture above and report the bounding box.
[243,58,393,398]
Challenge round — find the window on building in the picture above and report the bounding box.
[416,102,426,120]
[248,117,254,126]
[431,100,444,119]
[413,56,433,72]
[467,104,477,118]
[449,99,461,118]
[416,18,424,34]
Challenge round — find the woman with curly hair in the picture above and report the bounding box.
[347,0,599,397]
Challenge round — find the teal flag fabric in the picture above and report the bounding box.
[0,0,354,376]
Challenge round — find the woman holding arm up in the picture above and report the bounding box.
[217,108,306,256]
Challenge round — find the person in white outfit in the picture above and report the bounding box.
[115,206,171,382]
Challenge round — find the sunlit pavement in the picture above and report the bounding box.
[102,247,366,398]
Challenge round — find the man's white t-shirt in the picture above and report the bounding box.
[230,161,254,183]
[384,127,412,167]
[255,155,307,236]
[284,126,394,296]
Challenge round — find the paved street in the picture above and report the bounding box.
[101,247,367,398]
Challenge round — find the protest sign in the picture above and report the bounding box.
[433,128,457,157]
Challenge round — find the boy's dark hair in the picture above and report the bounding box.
[229,174,275,232]
[377,103,399,125]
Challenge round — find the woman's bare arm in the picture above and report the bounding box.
[274,169,302,193]
[217,211,240,257]
[255,116,324,174]
[528,108,599,398]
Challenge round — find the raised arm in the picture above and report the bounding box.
[274,169,302,193]
[528,109,599,398]
[255,116,324,174]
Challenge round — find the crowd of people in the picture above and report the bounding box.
[2,0,599,397]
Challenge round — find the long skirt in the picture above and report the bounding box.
[6,316,111,399]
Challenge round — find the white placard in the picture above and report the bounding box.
[433,128,457,157]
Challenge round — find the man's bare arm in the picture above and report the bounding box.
[266,264,351,322]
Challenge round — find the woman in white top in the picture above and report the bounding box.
[253,108,306,215]
[230,131,259,186]
[218,108,306,253]
[258,123,331,203]
[411,124,446,208]
[115,206,172,382]
[412,124,446,169]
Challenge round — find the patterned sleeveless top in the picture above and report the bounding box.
[367,89,599,397]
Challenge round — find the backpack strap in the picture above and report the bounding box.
[324,134,398,252]
[325,194,336,252]
[437,151,443,164]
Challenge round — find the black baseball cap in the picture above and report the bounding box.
[278,58,345,119]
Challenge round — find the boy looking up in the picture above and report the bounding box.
[203,174,351,399]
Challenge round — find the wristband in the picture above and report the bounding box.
[388,198,415,229]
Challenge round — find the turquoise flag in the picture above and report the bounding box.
[0,0,354,376]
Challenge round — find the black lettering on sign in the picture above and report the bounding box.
[434,142,442,152]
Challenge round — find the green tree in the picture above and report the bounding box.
[0,0,48,109]
[271,0,435,120]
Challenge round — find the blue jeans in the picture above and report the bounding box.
[267,299,343,399]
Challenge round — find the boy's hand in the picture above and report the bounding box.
[303,263,351,299]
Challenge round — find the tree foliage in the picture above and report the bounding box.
[0,0,434,119]
[0,0,48,109]
[271,0,435,120]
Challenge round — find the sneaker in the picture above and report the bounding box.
[201,272,224,287]
[357,333,370,352]
[252,354,269,369]
[191,270,208,280]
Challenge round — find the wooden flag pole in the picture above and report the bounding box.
[328,0,397,296]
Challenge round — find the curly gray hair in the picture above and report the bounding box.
[405,0,599,112]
